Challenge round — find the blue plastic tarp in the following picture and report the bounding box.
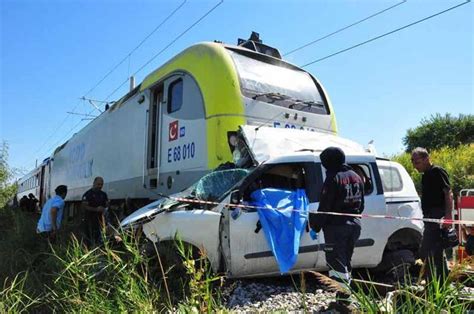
[250,188,309,273]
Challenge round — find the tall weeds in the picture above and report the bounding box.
[0,207,223,312]
[0,272,41,313]
[48,234,162,312]
[2,206,473,312]
[350,258,473,313]
[174,237,224,313]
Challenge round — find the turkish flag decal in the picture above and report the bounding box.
[169,120,179,141]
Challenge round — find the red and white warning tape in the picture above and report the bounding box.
[167,196,474,226]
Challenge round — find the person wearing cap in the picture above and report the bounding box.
[36,185,68,243]
[411,147,452,281]
[309,147,365,297]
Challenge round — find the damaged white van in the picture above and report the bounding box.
[120,126,423,278]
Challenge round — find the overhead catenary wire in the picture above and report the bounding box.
[66,111,98,118]
[283,0,407,56]
[27,0,187,164]
[301,0,471,68]
[104,0,224,101]
[82,0,187,99]
[43,118,86,156]
[31,100,82,158]
[25,2,187,168]
[80,97,112,104]
[49,0,225,151]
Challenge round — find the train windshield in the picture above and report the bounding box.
[228,50,328,115]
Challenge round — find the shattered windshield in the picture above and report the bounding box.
[159,168,251,210]
[195,169,250,202]
[228,50,328,115]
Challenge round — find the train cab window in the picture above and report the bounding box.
[349,164,374,195]
[167,79,183,113]
[227,50,329,115]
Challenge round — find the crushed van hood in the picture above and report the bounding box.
[120,188,193,227]
[240,125,367,164]
[120,198,166,227]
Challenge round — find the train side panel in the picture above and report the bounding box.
[50,92,149,201]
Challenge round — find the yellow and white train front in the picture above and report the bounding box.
[226,47,337,134]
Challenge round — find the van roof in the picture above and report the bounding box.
[240,125,372,165]
[263,151,376,166]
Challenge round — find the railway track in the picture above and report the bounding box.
[221,266,474,312]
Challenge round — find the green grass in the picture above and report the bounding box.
[349,259,473,313]
[0,207,224,312]
[1,206,473,313]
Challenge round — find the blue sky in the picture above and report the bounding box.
[1,0,472,175]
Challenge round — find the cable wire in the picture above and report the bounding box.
[301,0,471,68]
[104,0,224,101]
[48,0,224,158]
[283,0,407,56]
[30,99,83,160]
[25,2,187,167]
[44,118,86,155]
[82,0,187,98]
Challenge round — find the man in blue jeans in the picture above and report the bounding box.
[37,185,68,243]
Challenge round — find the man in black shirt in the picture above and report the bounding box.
[82,176,109,247]
[309,147,364,296]
[19,195,29,211]
[411,147,452,281]
[28,193,39,212]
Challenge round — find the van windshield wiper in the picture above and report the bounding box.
[251,93,324,110]
[251,92,291,102]
[289,100,324,110]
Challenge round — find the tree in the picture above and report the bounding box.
[0,142,17,209]
[403,113,474,152]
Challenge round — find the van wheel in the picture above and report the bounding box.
[145,241,187,284]
[375,249,415,284]
[145,241,207,298]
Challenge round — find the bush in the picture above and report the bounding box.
[392,144,474,196]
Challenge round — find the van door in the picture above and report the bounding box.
[314,157,387,269]
[377,160,423,231]
[226,161,321,277]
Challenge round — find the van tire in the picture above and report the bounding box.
[145,241,210,293]
[374,249,415,283]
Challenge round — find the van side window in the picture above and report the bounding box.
[379,166,403,192]
[242,162,321,209]
[349,164,374,195]
[167,79,183,113]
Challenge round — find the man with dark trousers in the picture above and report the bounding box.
[411,147,452,281]
[81,176,109,247]
[309,147,364,298]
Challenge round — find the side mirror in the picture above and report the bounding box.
[230,190,242,205]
